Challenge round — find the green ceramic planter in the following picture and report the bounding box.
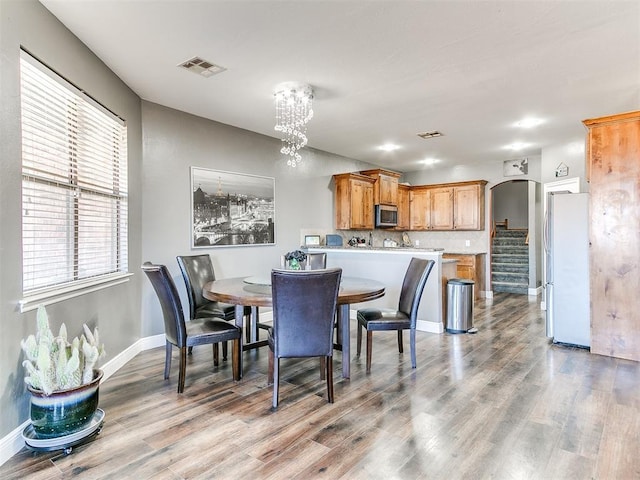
[28,369,103,439]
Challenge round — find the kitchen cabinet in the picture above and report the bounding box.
[453,182,485,230]
[396,184,411,230]
[409,180,487,231]
[409,186,431,230]
[583,110,640,361]
[333,173,375,230]
[430,186,454,230]
[443,253,485,299]
[360,169,401,206]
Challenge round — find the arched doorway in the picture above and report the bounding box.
[489,180,541,296]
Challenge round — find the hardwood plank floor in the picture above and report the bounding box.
[3,293,640,479]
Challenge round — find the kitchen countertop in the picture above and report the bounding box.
[305,245,444,252]
[305,246,486,255]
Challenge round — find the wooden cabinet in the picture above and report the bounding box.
[583,110,640,361]
[430,186,454,230]
[453,182,485,230]
[333,173,375,230]
[396,184,411,230]
[360,169,401,206]
[409,180,487,231]
[409,186,431,230]
[443,253,485,300]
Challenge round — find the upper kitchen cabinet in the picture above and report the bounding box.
[410,180,487,231]
[396,183,411,230]
[360,169,401,205]
[430,186,454,230]
[409,186,431,230]
[333,173,375,230]
[453,181,487,230]
[583,110,640,362]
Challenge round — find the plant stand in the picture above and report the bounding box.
[22,408,105,455]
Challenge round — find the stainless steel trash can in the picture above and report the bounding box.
[446,279,474,333]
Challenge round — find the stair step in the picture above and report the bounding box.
[493,229,528,238]
[493,237,527,246]
[492,282,529,294]
[492,245,529,255]
[492,271,528,283]
[492,254,529,264]
[492,262,528,273]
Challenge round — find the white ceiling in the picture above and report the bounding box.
[40,0,640,173]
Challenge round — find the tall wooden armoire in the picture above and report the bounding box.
[583,111,640,361]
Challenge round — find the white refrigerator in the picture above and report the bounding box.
[544,192,590,347]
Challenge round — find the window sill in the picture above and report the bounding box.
[19,273,133,313]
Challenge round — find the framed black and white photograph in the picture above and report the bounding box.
[503,158,528,176]
[191,167,275,248]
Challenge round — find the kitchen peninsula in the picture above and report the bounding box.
[307,246,457,333]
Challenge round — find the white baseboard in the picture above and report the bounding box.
[101,334,165,382]
[416,319,444,334]
[528,286,542,296]
[0,333,166,466]
[0,422,30,468]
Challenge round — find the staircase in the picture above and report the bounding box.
[491,225,529,294]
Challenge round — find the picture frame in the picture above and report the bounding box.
[503,158,528,176]
[190,167,275,248]
[304,235,321,246]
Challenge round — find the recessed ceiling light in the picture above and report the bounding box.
[378,143,400,152]
[505,142,531,151]
[515,117,544,128]
[421,158,441,165]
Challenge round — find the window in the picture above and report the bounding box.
[20,50,128,308]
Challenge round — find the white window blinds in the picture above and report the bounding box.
[20,50,128,295]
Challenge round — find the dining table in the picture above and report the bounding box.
[202,275,385,379]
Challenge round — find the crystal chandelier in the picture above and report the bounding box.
[274,82,314,167]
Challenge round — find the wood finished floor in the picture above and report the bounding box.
[3,293,640,479]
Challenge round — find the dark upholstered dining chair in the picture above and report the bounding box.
[356,258,435,373]
[267,268,342,409]
[280,252,327,270]
[142,262,241,393]
[303,252,327,270]
[177,255,256,347]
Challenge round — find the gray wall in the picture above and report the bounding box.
[540,139,589,192]
[140,102,376,335]
[493,181,528,229]
[0,0,143,439]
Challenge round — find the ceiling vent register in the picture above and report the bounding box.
[417,130,444,139]
[178,57,226,78]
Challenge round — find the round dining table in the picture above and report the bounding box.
[203,275,385,379]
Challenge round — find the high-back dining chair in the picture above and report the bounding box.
[142,262,241,393]
[177,255,256,346]
[280,252,327,270]
[356,258,435,373]
[268,268,342,409]
[304,252,327,270]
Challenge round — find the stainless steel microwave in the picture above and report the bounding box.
[375,205,398,228]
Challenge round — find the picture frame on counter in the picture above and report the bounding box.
[304,235,321,246]
[190,166,275,248]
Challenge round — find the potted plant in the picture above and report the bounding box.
[21,306,105,439]
[284,249,307,270]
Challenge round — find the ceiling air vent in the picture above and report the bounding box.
[177,57,226,78]
[417,130,444,139]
